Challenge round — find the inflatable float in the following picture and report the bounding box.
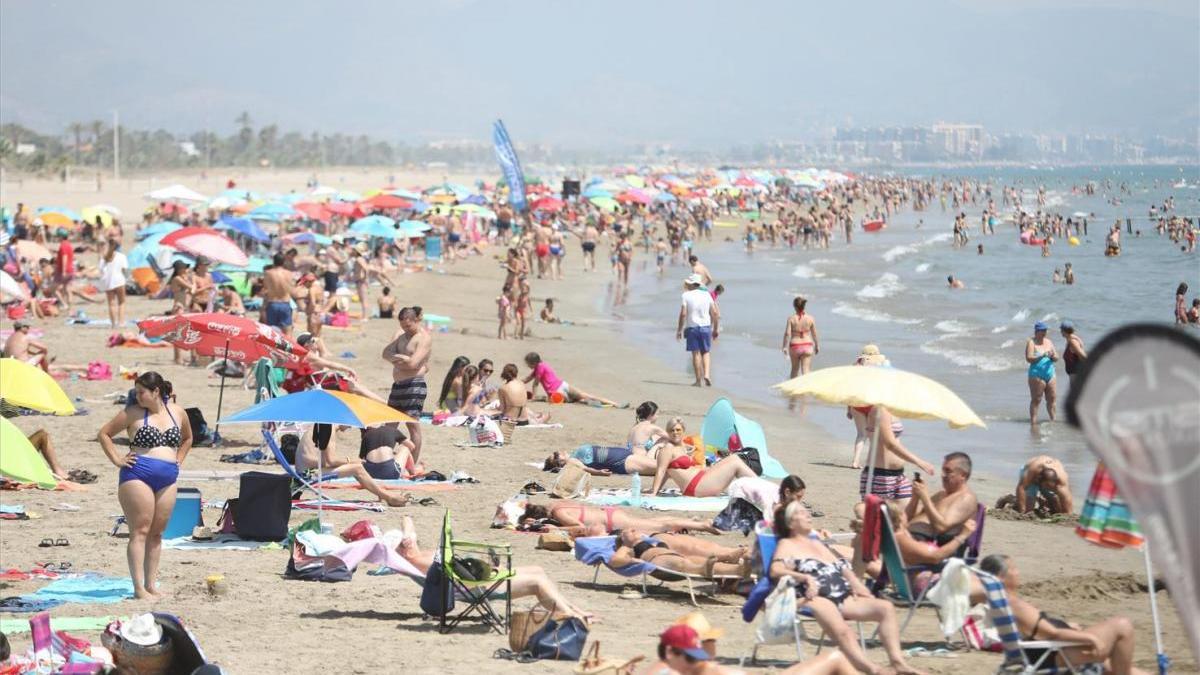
[862,219,885,232]
[1019,230,1046,246]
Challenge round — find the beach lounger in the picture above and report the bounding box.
[875,503,985,637]
[971,567,1092,674]
[739,525,865,666]
[437,511,514,635]
[573,536,739,607]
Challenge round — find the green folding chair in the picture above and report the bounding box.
[439,511,514,635]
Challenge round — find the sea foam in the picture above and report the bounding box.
[856,273,904,299]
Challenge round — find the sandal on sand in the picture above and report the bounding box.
[618,587,645,600]
[54,538,69,547]
[38,539,54,548]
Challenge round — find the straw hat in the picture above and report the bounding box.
[673,611,724,641]
[857,344,888,367]
[120,613,164,647]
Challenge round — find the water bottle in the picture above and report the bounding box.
[630,473,642,508]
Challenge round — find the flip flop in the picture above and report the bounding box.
[38,538,54,548]
[54,538,70,547]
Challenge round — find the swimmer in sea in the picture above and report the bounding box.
[1024,321,1058,425]
[947,275,964,289]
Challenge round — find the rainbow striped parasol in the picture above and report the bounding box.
[1075,462,1143,549]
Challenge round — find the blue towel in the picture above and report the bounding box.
[0,596,64,613]
[0,504,26,515]
[584,492,729,512]
[33,575,135,604]
[573,536,656,577]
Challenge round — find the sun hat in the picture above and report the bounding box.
[1033,321,1048,332]
[683,273,704,287]
[659,625,710,660]
[857,344,887,366]
[673,611,724,641]
[119,613,164,647]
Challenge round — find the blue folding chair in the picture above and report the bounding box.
[573,536,736,606]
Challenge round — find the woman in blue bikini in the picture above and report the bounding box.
[1024,321,1058,425]
[98,372,193,600]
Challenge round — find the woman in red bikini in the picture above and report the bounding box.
[649,418,757,498]
[782,296,819,378]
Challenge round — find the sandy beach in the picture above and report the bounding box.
[0,169,1194,674]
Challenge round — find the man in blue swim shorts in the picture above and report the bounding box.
[263,253,299,335]
[676,274,719,387]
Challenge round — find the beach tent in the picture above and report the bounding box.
[699,398,787,479]
[0,417,57,488]
[144,184,208,203]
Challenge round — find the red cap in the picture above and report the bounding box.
[299,273,316,284]
[659,625,710,660]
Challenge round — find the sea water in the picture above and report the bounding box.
[608,164,1200,496]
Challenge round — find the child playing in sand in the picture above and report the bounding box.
[496,286,512,339]
[539,298,559,323]
[522,352,619,407]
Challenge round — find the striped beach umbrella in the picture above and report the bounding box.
[1075,462,1143,549]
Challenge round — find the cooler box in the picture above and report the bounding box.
[163,487,203,539]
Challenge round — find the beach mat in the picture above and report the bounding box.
[164,535,271,551]
[0,615,121,634]
[33,575,135,604]
[315,480,458,493]
[584,490,728,512]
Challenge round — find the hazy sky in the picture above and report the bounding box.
[2,0,1196,146]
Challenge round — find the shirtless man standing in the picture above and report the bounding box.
[263,253,301,336]
[906,452,979,545]
[688,255,713,287]
[299,273,324,337]
[382,307,432,462]
[580,222,599,272]
[1004,455,1074,515]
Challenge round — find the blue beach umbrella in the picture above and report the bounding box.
[137,221,183,240]
[349,215,398,239]
[215,216,270,243]
[247,203,296,221]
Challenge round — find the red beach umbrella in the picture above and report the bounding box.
[137,312,307,368]
[364,194,412,210]
[159,227,249,267]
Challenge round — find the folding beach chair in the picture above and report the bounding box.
[439,510,514,635]
[876,503,986,636]
[971,567,1092,674]
[573,536,739,607]
[739,525,865,666]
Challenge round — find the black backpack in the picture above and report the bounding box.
[734,447,764,476]
[233,472,291,541]
[185,407,210,444]
[420,557,455,617]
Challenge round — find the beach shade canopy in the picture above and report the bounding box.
[144,184,208,203]
[12,240,52,262]
[217,389,414,427]
[700,398,788,479]
[0,417,57,488]
[349,215,398,239]
[137,312,306,368]
[136,221,183,240]
[530,197,564,212]
[215,216,270,243]
[1,271,29,300]
[160,226,249,267]
[80,207,113,227]
[0,358,76,415]
[773,365,985,429]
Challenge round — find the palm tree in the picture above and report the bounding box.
[67,122,84,165]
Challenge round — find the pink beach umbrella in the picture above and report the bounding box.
[159,226,249,267]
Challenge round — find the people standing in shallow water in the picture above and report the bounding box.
[782,296,819,378]
[1025,322,1058,425]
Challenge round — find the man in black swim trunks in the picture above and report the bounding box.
[906,452,979,546]
[382,307,431,462]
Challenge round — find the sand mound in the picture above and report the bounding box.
[987,507,1075,527]
[1023,572,1164,602]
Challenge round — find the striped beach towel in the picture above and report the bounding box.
[1076,462,1143,550]
[975,570,1026,668]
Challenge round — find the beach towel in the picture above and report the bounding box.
[0,596,64,612]
[292,499,384,513]
[727,476,779,518]
[573,536,656,577]
[584,489,729,512]
[295,531,424,579]
[860,494,882,563]
[164,535,269,551]
[926,558,972,636]
[0,615,119,634]
[32,575,134,604]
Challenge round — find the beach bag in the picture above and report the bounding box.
[509,605,553,652]
[216,499,238,535]
[574,642,643,675]
[537,530,573,552]
[734,447,763,476]
[551,459,591,499]
[234,472,291,541]
[527,616,588,661]
[468,415,503,446]
[85,360,113,381]
[420,554,455,617]
[329,312,350,328]
[963,605,1003,652]
[756,577,797,645]
[185,407,210,444]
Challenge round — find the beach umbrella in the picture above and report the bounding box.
[35,206,82,220]
[0,418,57,488]
[282,231,333,247]
[309,186,338,199]
[589,196,619,212]
[460,194,488,206]
[1076,463,1143,549]
[530,197,564,212]
[388,188,423,201]
[0,358,76,415]
[87,204,121,216]
[364,194,411,210]
[12,240,51,262]
[325,202,362,217]
[0,271,29,300]
[36,212,76,228]
[144,184,208,203]
[653,192,677,203]
[774,365,984,493]
[80,207,113,227]
[624,175,646,189]
[396,220,431,237]
[349,215,398,239]
[217,389,414,428]
[450,204,496,219]
[160,227,249,267]
[215,216,271,243]
[215,256,270,275]
[581,186,611,199]
[293,202,332,223]
[137,221,183,240]
[159,202,192,217]
[138,312,308,445]
[247,203,297,221]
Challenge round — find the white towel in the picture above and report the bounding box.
[927,557,972,636]
[728,476,780,517]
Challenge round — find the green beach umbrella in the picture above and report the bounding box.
[589,196,619,212]
[0,417,57,488]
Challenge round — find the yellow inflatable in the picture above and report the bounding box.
[1068,236,1080,246]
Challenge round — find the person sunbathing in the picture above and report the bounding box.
[522,501,718,535]
[497,363,551,425]
[543,445,657,477]
[975,554,1147,675]
[358,424,421,481]
[295,424,409,507]
[392,515,595,624]
[770,502,923,675]
[610,528,749,578]
[859,502,978,597]
[650,418,757,498]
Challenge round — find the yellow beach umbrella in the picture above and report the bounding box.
[0,358,76,415]
[0,417,57,488]
[80,207,114,227]
[773,365,984,428]
[37,212,74,228]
